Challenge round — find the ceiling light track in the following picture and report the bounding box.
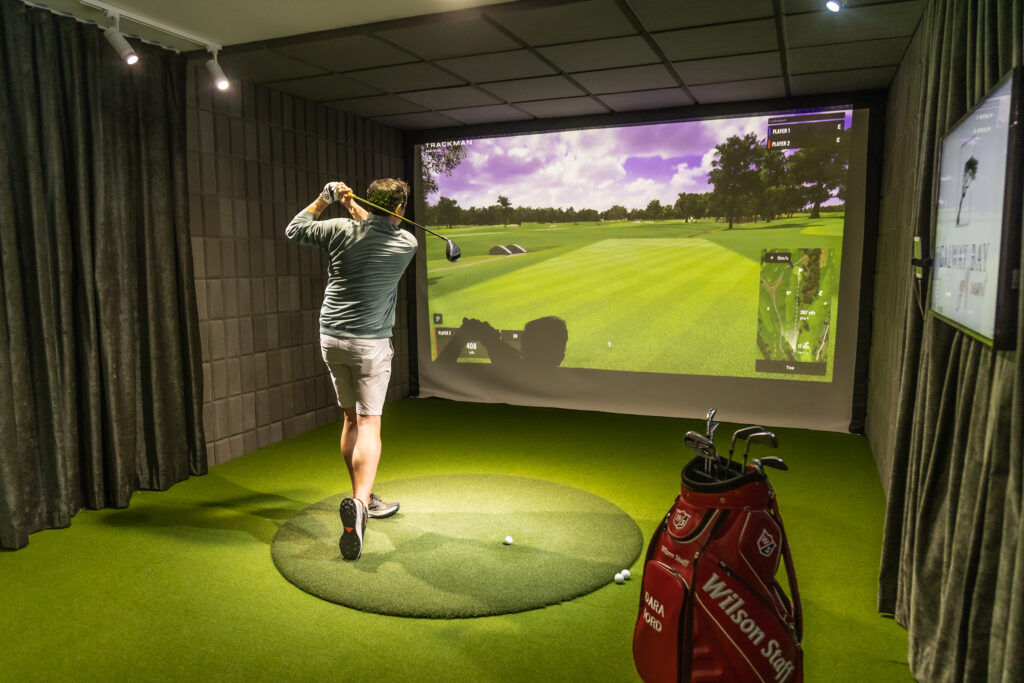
[79,0,230,89]
[79,0,221,52]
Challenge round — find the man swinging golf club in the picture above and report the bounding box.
[286,178,417,560]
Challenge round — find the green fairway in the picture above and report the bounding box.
[425,215,844,379]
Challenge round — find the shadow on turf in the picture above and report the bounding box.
[272,500,644,617]
[99,473,312,545]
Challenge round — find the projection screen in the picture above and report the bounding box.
[412,106,871,431]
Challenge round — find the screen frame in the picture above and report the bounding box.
[928,66,1023,349]
[401,90,887,431]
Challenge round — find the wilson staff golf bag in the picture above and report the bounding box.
[633,457,803,683]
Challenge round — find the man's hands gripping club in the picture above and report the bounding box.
[306,181,369,220]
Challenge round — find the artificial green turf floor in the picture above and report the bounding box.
[272,475,643,617]
[0,398,913,682]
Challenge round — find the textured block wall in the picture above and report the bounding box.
[184,61,410,466]
[865,27,927,495]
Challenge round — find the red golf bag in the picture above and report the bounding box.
[633,457,803,683]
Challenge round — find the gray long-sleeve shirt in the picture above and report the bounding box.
[286,210,417,339]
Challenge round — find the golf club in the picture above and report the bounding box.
[729,425,764,470]
[704,409,718,475]
[742,431,778,468]
[751,456,788,476]
[348,192,462,262]
[684,430,718,476]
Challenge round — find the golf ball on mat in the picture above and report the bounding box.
[614,572,624,584]
[503,536,514,545]
[622,569,631,580]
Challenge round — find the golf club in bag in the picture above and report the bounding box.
[633,410,803,683]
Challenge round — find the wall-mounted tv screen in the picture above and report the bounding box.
[411,105,873,431]
[930,67,1023,348]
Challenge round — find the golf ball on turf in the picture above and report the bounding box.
[607,341,612,348]
[614,572,624,584]
[503,536,513,545]
[622,569,631,580]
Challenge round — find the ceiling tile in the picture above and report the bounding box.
[438,104,534,125]
[653,19,779,61]
[629,0,775,32]
[598,88,694,111]
[479,76,586,102]
[265,74,383,101]
[487,0,636,46]
[786,1,926,47]
[372,112,464,130]
[788,37,908,73]
[514,97,610,118]
[347,63,465,92]
[324,95,426,118]
[275,35,415,73]
[218,50,327,83]
[437,50,556,83]
[401,86,501,110]
[790,66,897,95]
[673,52,782,86]
[538,36,660,73]
[689,77,785,103]
[372,17,519,59]
[571,64,678,94]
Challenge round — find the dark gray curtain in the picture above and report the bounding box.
[878,0,1023,680]
[0,0,206,550]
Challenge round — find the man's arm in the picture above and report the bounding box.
[286,181,366,246]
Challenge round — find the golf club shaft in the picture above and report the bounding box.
[347,192,449,242]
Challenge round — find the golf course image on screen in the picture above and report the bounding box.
[416,110,852,382]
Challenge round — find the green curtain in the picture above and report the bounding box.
[0,0,206,550]
[877,0,1023,680]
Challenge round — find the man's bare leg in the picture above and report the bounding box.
[340,410,357,485]
[342,406,381,510]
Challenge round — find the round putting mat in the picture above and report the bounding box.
[271,474,643,618]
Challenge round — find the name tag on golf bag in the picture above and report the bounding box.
[633,458,803,683]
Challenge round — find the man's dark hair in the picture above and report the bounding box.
[366,178,410,216]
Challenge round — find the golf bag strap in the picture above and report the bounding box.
[772,495,803,641]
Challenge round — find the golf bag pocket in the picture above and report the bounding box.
[633,562,686,683]
[691,564,801,683]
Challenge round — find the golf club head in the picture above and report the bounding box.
[749,431,778,449]
[445,239,461,262]
[742,430,777,466]
[758,456,788,471]
[708,421,721,441]
[729,425,765,456]
[684,430,715,452]
[752,457,787,476]
[685,430,719,477]
[705,408,717,435]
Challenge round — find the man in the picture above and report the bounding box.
[285,178,417,561]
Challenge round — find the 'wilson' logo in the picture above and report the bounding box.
[702,573,796,682]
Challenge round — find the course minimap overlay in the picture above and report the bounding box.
[756,248,837,377]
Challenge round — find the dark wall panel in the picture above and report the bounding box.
[186,64,409,465]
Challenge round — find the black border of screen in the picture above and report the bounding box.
[928,66,1023,350]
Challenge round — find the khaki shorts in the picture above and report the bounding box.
[320,335,393,416]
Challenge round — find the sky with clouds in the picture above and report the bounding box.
[425,111,852,211]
